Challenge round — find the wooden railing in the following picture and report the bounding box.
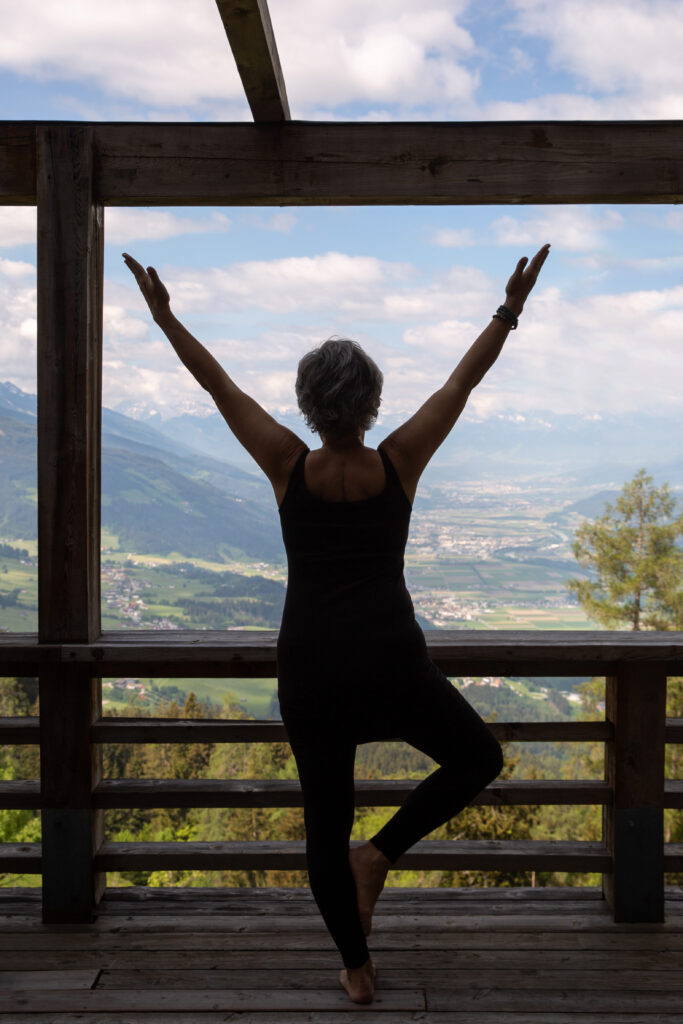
[1,629,681,925]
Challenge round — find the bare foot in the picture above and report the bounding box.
[349,841,390,936]
[339,957,376,1004]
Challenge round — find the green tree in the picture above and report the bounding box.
[567,469,683,630]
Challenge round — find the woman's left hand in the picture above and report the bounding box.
[123,253,171,322]
[504,243,551,315]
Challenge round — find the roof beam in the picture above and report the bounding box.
[216,0,290,122]
[2,121,682,206]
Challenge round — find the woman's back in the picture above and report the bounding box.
[277,445,426,714]
[301,443,387,504]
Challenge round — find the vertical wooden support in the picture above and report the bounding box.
[37,126,104,922]
[603,667,667,922]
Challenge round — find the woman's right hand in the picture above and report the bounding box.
[122,253,171,322]
[504,242,551,315]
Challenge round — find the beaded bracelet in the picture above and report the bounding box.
[492,304,518,330]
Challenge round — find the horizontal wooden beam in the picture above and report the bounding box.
[4,840,682,874]
[94,839,612,873]
[0,124,35,204]
[91,778,611,809]
[0,715,626,746]
[0,717,40,744]
[90,717,613,744]
[3,629,682,677]
[2,121,683,206]
[4,779,681,812]
[215,0,290,122]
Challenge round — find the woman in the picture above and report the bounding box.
[124,242,550,1004]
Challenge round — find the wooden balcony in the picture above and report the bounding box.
[2,107,683,1019]
[2,885,683,1020]
[1,630,682,929]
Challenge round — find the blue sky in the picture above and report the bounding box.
[1,0,682,430]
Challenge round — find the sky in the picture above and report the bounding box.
[1,0,682,431]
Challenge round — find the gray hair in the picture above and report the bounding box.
[295,338,383,438]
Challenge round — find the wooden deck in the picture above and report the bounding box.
[1,887,682,1021]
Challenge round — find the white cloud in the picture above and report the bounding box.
[0,258,35,279]
[0,275,37,393]
[0,0,245,111]
[0,209,36,248]
[509,0,683,116]
[431,228,476,248]
[397,282,683,416]
[491,208,623,252]
[163,252,413,316]
[106,210,230,244]
[270,0,477,114]
[239,212,298,234]
[0,0,478,118]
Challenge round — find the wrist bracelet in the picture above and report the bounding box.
[492,304,518,330]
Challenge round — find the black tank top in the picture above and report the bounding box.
[277,446,426,676]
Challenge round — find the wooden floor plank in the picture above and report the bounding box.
[2,928,682,952]
[427,988,683,1012]
[0,988,427,1012]
[10,1016,683,1024]
[4,947,681,970]
[93,966,683,991]
[0,968,98,989]
[1,890,681,1020]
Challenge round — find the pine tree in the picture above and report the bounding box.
[567,469,683,630]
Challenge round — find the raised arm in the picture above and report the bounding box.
[381,244,550,502]
[122,254,305,501]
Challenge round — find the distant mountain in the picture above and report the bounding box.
[151,403,683,490]
[1,379,680,561]
[0,382,281,561]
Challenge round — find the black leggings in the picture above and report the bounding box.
[281,662,504,968]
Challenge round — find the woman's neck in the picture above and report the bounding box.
[320,431,365,452]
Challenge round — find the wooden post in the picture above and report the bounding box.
[603,666,667,922]
[37,126,104,922]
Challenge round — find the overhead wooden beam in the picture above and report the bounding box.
[215,0,290,121]
[79,120,683,205]
[2,121,683,206]
[0,124,35,203]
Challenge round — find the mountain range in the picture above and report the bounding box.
[0,380,680,561]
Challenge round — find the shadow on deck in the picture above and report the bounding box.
[1,886,682,1022]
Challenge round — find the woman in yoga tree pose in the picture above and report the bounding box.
[124,242,550,1005]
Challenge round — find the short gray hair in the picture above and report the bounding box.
[295,338,383,438]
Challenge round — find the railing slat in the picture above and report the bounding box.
[94,839,612,873]
[90,717,614,744]
[3,840,681,875]
[5,779,682,812]
[91,778,611,809]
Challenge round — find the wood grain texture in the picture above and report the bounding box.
[603,667,667,923]
[90,716,612,743]
[0,123,35,203]
[35,125,104,924]
[91,777,611,809]
[0,716,40,743]
[94,839,612,872]
[39,666,104,920]
[4,120,683,205]
[1,889,682,1021]
[2,629,683,676]
[215,0,290,121]
[91,120,683,205]
[37,125,102,643]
